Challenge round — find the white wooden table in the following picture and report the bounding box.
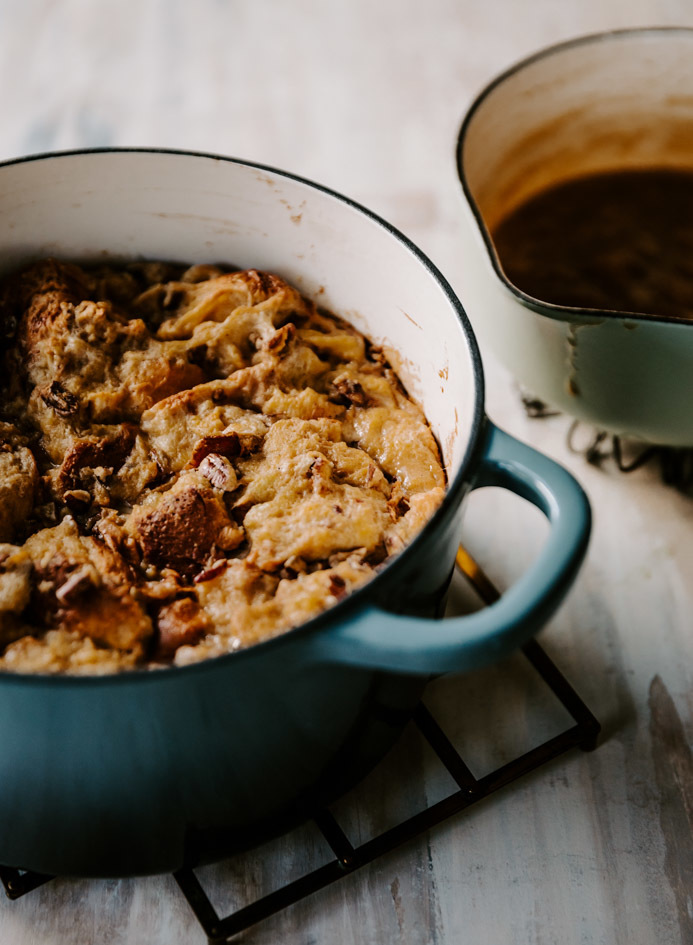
[1,2,692,943]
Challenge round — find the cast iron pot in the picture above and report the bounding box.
[0,149,590,877]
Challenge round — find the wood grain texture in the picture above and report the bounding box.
[0,1,693,942]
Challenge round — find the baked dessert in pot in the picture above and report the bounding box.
[0,260,445,674]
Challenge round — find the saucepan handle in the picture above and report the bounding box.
[312,422,590,674]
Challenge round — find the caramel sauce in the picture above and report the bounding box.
[491,168,693,319]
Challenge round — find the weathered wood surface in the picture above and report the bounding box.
[0,1,692,942]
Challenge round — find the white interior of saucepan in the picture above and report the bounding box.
[462,29,693,232]
[0,150,476,478]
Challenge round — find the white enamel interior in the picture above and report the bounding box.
[0,151,477,479]
[463,30,693,231]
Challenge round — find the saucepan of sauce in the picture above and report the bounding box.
[456,28,693,445]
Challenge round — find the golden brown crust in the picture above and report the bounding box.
[129,472,234,577]
[0,259,445,674]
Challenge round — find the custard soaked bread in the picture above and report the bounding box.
[0,260,445,673]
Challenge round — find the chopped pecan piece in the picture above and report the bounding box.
[40,381,79,418]
[93,511,141,570]
[186,343,209,367]
[138,569,193,602]
[309,455,333,495]
[365,542,388,566]
[154,597,210,659]
[284,555,307,574]
[189,432,262,468]
[63,489,92,511]
[198,453,237,492]
[329,377,371,407]
[328,574,347,599]
[387,480,410,520]
[189,433,240,466]
[266,322,296,353]
[33,558,86,620]
[193,559,228,584]
[279,555,309,579]
[216,524,244,552]
[55,566,94,603]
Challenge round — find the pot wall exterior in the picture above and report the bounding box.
[0,644,429,876]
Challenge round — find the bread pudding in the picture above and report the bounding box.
[0,260,445,674]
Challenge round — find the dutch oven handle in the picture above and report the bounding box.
[312,422,591,675]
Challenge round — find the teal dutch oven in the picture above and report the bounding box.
[0,150,590,877]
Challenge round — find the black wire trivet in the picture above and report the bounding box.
[0,546,601,944]
[520,388,693,490]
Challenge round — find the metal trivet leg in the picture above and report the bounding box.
[518,384,693,491]
[0,866,52,899]
[1,544,600,945]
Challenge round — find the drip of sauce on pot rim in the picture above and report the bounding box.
[491,167,693,320]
